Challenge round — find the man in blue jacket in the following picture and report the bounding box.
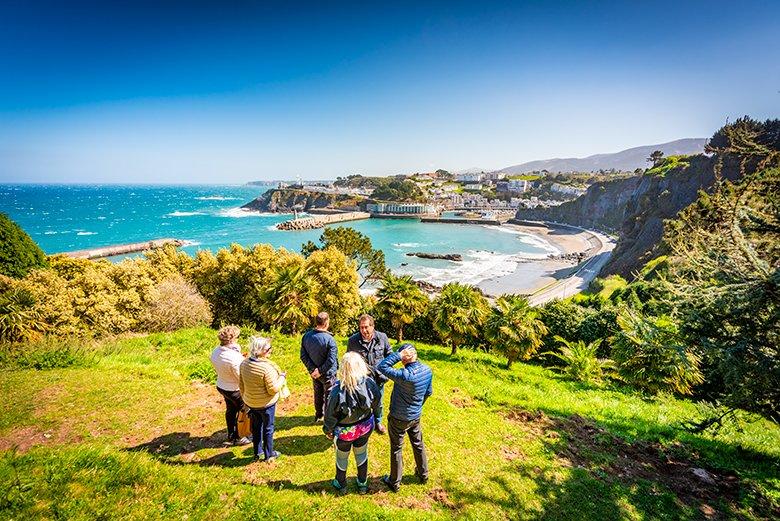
[300,312,338,422]
[347,314,393,434]
[377,343,433,492]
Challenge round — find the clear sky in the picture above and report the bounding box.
[1,0,778,183]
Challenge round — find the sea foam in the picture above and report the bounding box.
[166,211,206,217]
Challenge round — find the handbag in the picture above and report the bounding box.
[237,407,252,438]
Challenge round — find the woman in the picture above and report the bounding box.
[239,336,287,462]
[323,352,381,494]
[209,325,250,445]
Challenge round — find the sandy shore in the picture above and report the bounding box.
[475,222,602,297]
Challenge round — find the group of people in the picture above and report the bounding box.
[209,313,434,494]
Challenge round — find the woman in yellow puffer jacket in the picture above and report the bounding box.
[239,336,287,461]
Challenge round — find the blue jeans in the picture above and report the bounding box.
[248,402,276,459]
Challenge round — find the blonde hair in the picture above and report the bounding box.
[248,336,272,358]
[218,325,240,346]
[337,352,370,392]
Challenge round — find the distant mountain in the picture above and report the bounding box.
[498,138,707,174]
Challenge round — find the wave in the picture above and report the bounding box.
[196,196,239,201]
[179,240,201,247]
[76,231,97,236]
[218,207,292,218]
[166,211,207,217]
[43,231,58,235]
[392,242,421,248]
[488,225,560,254]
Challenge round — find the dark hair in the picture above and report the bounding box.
[358,314,375,326]
[316,312,330,326]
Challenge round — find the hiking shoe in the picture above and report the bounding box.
[356,478,369,494]
[234,436,251,446]
[415,472,428,485]
[375,423,387,435]
[264,451,281,462]
[381,475,399,493]
[331,479,347,495]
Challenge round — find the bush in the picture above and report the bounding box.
[546,336,614,385]
[139,277,212,332]
[0,284,45,343]
[0,213,47,278]
[538,299,588,354]
[611,311,703,395]
[577,307,619,357]
[187,359,216,384]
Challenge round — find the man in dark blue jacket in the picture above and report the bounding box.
[300,312,338,422]
[377,343,433,492]
[347,314,393,434]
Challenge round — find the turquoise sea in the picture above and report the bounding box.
[0,184,557,287]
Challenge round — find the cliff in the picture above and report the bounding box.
[513,155,743,278]
[241,189,365,212]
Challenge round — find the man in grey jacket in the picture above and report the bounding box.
[347,314,392,434]
[377,343,433,492]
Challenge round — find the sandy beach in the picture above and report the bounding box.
[475,222,612,297]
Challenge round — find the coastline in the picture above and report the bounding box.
[475,222,612,298]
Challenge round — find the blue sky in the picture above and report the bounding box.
[1,1,778,183]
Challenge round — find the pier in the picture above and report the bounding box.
[59,238,186,260]
[276,211,371,230]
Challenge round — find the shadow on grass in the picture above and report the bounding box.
[264,474,421,496]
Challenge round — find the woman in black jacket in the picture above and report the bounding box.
[323,351,381,494]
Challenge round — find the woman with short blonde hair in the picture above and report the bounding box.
[240,336,287,462]
[209,325,247,445]
[323,351,381,494]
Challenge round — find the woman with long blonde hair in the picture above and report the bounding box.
[323,351,381,494]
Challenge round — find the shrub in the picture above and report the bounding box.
[139,277,212,332]
[485,295,547,368]
[0,213,47,278]
[577,307,620,357]
[303,247,362,335]
[546,336,614,384]
[187,359,217,384]
[538,299,588,353]
[611,311,703,395]
[375,273,428,342]
[0,284,45,343]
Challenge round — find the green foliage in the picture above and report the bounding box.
[537,298,589,355]
[303,247,361,335]
[375,273,429,342]
[576,307,620,356]
[0,213,48,278]
[301,226,386,287]
[612,311,703,395]
[645,155,690,177]
[0,336,98,370]
[485,295,548,368]
[139,276,213,332]
[370,179,425,201]
[257,261,317,335]
[187,358,217,384]
[546,336,614,384]
[0,284,44,343]
[430,283,489,354]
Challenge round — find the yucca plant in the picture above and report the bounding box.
[545,336,615,384]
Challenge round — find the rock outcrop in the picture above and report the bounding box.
[242,189,365,213]
[406,252,462,261]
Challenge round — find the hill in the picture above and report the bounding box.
[498,138,706,174]
[1,327,778,519]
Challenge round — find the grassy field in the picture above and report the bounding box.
[1,327,778,520]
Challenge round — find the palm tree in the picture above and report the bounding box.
[545,336,613,384]
[375,273,428,342]
[431,282,489,355]
[257,263,317,335]
[485,295,548,368]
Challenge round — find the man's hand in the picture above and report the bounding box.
[310,368,321,379]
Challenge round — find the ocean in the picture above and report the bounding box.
[0,184,558,287]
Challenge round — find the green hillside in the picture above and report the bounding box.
[1,328,777,520]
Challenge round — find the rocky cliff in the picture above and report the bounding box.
[241,189,365,212]
[513,155,743,278]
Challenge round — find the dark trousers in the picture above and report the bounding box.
[335,429,372,486]
[248,402,276,459]
[312,374,336,419]
[217,387,243,441]
[388,415,428,487]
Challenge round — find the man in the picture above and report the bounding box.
[209,325,251,445]
[377,343,433,492]
[347,314,393,434]
[300,311,339,422]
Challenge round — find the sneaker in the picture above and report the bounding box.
[380,475,399,493]
[331,479,347,495]
[234,436,251,446]
[415,471,428,484]
[375,423,387,435]
[356,478,369,494]
[314,417,324,423]
[264,451,281,462]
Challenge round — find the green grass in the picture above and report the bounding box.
[645,155,691,178]
[507,175,542,181]
[1,327,778,519]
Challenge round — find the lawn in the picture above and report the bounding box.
[1,327,778,520]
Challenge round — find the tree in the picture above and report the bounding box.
[257,262,317,335]
[304,247,361,335]
[375,273,428,342]
[547,336,613,384]
[0,213,47,278]
[485,295,548,368]
[647,150,664,167]
[431,283,489,355]
[301,226,386,287]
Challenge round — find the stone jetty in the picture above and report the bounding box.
[60,238,186,260]
[276,211,371,231]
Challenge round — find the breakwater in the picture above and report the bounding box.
[276,211,371,231]
[60,238,186,259]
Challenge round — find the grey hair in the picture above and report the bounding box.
[248,336,272,358]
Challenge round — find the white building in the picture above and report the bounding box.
[507,179,530,192]
[550,183,587,197]
[455,173,483,183]
[367,202,437,214]
[463,183,483,191]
